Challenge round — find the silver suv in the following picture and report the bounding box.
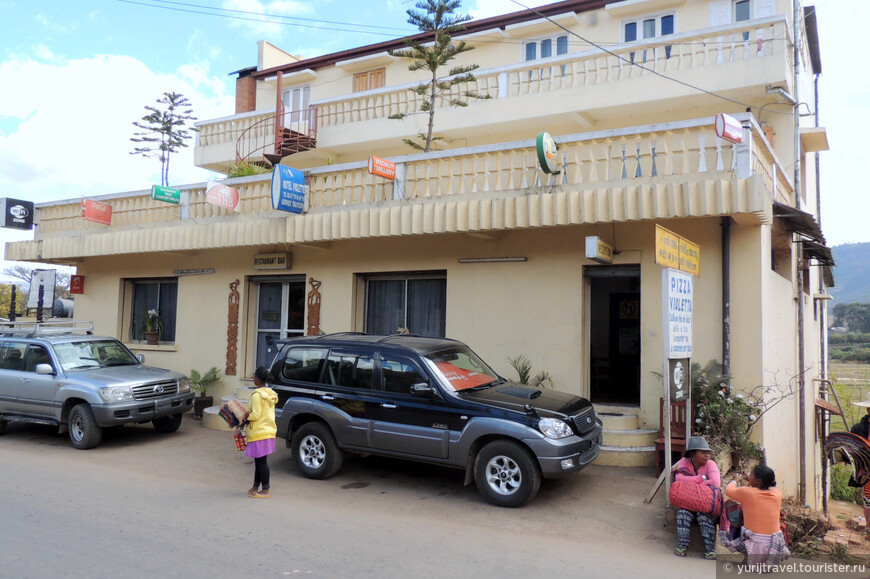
[0,321,194,449]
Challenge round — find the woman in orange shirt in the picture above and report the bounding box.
[720,465,790,566]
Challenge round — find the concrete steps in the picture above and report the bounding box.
[594,404,657,468]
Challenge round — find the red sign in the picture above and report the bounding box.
[435,362,496,391]
[206,181,240,211]
[70,275,85,294]
[368,155,396,180]
[714,113,744,144]
[81,199,112,225]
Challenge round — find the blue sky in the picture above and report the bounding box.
[0,0,867,277]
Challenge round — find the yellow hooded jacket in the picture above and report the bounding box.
[246,387,278,443]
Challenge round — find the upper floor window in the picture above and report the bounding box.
[623,13,675,43]
[353,68,385,92]
[282,84,310,124]
[735,0,751,22]
[524,35,569,61]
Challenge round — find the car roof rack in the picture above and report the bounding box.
[0,320,95,338]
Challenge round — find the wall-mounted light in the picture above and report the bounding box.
[458,257,528,264]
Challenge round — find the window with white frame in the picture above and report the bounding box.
[523,35,569,62]
[128,278,178,343]
[622,12,675,61]
[282,84,311,124]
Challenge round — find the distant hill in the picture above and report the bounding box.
[829,242,870,310]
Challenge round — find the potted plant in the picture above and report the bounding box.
[190,366,221,419]
[143,308,162,345]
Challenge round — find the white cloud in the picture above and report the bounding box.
[468,0,550,20]
[222,0,313,40]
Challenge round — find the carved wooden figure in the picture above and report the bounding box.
[227,279,240,375]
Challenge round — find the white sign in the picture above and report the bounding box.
[663,268,693,358]
[27,269,57,309]
[714,113,744,144]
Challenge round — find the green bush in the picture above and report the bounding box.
[830,463,863,505]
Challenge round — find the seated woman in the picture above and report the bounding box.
[720,464,790,566]
[673,436,720,559]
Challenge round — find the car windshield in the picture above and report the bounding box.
[53,339,140,372]
[424,346,500,392]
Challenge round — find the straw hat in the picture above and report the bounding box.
[853,392,870,407]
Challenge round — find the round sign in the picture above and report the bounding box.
[536,132,558,174]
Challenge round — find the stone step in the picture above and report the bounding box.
[596,411,639,431]
[235,386,256,401]
[202,405,233,432]
[602,428,658,448]
[595,445,656,468]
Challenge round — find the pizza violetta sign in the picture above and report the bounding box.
[206,181,241,211]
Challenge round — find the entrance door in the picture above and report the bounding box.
[587,266,641,405]
[255,277,306,370]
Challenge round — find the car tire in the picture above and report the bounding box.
[0,419,6,435]
[69,403,102,450]
[293,422,343,480]
[474,439,541,508]
[152,413,183,434]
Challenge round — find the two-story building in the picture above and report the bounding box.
[8,0,834,507]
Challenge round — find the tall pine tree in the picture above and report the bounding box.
[130,92,197,186]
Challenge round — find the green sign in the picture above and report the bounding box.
[151,185,181,205]
[536,132,559,174]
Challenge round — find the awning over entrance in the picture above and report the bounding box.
[772,202,835,267]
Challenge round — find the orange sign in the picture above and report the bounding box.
[70,275,85,294]
[435,362,495,391]
[81,199,112,225]
[368,155,396,180]
[206,181,240,211]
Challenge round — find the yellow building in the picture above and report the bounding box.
[8,0,835,507]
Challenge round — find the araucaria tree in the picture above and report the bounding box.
[130,92,197,186]
[389,0,490,152]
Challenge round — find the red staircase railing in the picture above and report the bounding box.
[235,106,318,167]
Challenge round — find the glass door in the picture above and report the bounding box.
[255,278,306,370]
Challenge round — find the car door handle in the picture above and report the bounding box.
[321,395,335,401]
[381,403,397,409]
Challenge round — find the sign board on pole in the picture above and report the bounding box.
[536,132,559,174]
[270,165,308,214]
[585,236,614,264]
[151,185,181,205]
[668,358,691,403]
[0,198,34,230]
[714,113,744,144]
[368,156,397,180]
[663,268,694,358]
[27,269,57,309]
[81,199,113,225]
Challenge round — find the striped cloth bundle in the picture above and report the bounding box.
[218,398,249,428]
[824,432,870,486]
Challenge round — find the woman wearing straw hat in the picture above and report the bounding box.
[672,436,721,559]
[850,391,870,533]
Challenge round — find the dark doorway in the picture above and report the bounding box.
[587,266,641,405]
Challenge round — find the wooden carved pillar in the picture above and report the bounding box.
[306,277,322,336]
[226,279,240,375]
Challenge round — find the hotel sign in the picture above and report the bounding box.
[151,185,181,205]
[271,165,308,214]
[253,253,291,270]
[206,181,241,211]
[81,199,113,225]
[655,225,700,276]
[0,198,34,230]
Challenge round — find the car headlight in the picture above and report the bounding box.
[178,377,190,392]
[99,386,134,402]
[538,417,574,439]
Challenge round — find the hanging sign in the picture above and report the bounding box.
[270,165,308,214]
[206,181,241,211]
[585,236,614,264]
[714,113,744,144]
[536,132,559,174]
[0,198,34,230]
[151,185,181,205]
[70,275,85,294]
[253,253,291,270]
[368,156,397,180]
[81,199,113,225]
[655,225,700,276]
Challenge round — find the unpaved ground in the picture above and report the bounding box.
[0,416,863,578]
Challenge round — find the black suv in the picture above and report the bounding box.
[271,333,601,507]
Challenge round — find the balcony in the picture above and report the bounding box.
[9,113,791,264]
[194,16,791,173]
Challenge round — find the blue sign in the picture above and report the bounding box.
[271,165,308,213]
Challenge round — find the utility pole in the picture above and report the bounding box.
[793,0,806,505]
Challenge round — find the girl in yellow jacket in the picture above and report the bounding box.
[245,366,279,498]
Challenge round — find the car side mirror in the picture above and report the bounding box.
[410,382,435,397]
[35,363,55,375]
[137,354,145,364]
